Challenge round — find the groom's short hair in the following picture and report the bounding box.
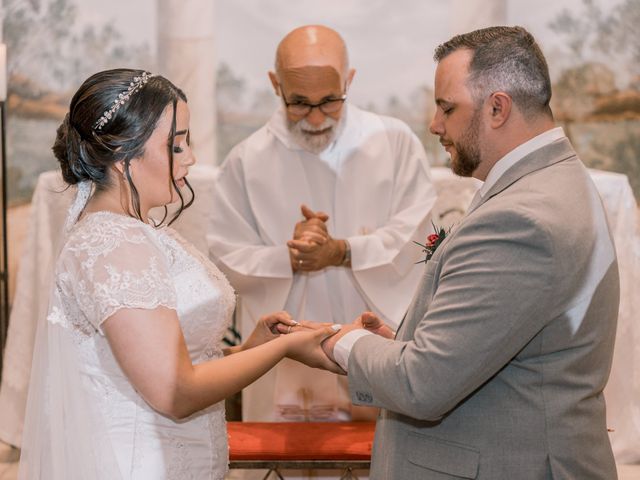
[434,26,552,118]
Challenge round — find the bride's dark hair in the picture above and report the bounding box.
[52,68,194,226]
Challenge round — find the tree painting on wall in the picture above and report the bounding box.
[549,0,640,199]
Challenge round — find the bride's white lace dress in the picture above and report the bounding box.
[19,211,235,479]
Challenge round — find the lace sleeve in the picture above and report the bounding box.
[61,215,177,333]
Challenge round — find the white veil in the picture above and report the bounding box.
[18,181,124,479]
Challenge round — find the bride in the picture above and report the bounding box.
[18,68,341,480]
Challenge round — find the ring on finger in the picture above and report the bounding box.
[287,325,293,334]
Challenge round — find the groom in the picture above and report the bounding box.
[315,26,619,479]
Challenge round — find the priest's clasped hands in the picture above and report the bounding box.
[282,203,394,370]
[287,204,350,272]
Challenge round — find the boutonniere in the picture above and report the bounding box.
[414,222,451,263]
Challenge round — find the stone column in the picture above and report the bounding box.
[157,0,216,166]
[451,0,507,35]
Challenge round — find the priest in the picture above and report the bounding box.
[208,24,437,424]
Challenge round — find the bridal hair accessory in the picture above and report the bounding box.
[94,71,153,130]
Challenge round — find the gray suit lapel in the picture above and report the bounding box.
[396,138,576,339]
[467,137,577,215]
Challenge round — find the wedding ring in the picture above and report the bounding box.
[287,325,293,334]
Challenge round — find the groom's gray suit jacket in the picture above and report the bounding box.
[348,138,619,479]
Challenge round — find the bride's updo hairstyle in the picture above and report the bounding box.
[52,68,194,226]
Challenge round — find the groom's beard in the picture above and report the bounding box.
[286,114,344,154]
[451,108,483,177]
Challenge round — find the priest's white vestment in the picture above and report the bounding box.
[208,104,437,420]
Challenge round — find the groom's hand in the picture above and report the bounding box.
[321,323,360,363]
[355,311,396,339]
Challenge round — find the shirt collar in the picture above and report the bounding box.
[479,127,566,197]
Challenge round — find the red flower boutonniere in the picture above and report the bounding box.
[414,223,450,263]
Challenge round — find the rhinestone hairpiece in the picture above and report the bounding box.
[94,71,153,130]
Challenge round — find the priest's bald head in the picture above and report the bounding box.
[268,25,356,154]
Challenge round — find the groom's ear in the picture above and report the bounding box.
[488,92,512,129]
[268,71,280,96]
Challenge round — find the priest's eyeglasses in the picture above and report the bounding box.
[280,89,347,117]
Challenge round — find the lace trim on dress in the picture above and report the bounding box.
[59,213,178,333]
[94,256,177,326]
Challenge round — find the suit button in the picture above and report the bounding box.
[356,391,373,403]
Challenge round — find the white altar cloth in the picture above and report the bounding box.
[0,166,638,463]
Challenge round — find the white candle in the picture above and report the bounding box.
[0,44,6,102]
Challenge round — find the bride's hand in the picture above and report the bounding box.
[283,325,345,374]
[241,311,298,351]
[355,311,395,339]
[273,319,330,334]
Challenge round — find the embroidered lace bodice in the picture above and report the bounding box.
[48,212,235,479]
